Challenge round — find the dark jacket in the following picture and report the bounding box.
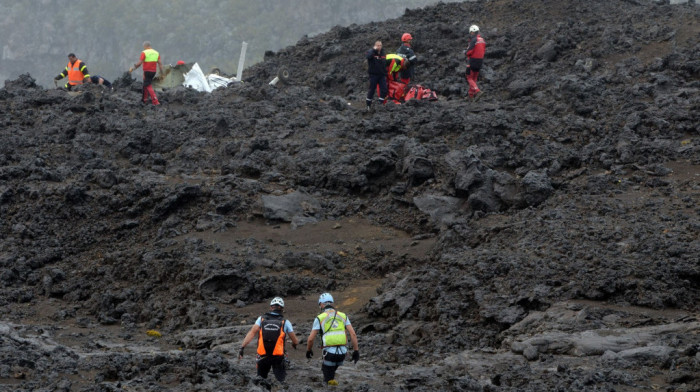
[366,48,387,76]
[396,43,417,79]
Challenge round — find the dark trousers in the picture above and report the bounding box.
[321,351,346,382]
[257,355,286,382]
[367,74,387,106]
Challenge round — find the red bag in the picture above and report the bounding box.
[378,80,408,104]
[404,84,438,102]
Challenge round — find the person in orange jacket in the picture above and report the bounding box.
[54,53,89,90]
[239,297,299,384]
[129,41,164,105]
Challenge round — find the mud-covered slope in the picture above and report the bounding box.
[1,0,699,391]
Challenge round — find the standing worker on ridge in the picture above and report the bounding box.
[465,25,486,101]
[129,41,164,105]
[396,33,417,84]
[54,53,90,90]
[365,40,388,112]
[306,293,360,387]
[239,297,299,386]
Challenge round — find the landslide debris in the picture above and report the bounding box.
[1,0,698,391]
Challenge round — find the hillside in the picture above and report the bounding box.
[0,0,462,88]
[1,0,699,391]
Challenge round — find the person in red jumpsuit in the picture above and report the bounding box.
[465,25,486,101]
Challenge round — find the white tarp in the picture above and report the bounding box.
[207,74,235,89]
[183,63,236,93]
[183,63,211,92]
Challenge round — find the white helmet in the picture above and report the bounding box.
[270,297,285,308]
[469,25,479,33]
[318,293,334,304]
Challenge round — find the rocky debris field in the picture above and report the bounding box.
[1,0,699,391]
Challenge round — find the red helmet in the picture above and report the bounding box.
[176,60,185,65]
[401,33,413,42]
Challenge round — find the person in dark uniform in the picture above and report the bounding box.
[86,75,112,89]
[365,40,388,112]
[396,33,417,83]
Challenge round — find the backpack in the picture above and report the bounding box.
[259,313,285,356]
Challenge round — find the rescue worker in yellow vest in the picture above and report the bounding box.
[239,297,299,384]
[54,53,89,90]
[306,293,359,387]
[129,41,164,105]
[385,53,406,82]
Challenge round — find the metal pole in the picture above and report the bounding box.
[236,41,248,82]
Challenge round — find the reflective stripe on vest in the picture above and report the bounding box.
[386,54,405,73]
[317,310,347,347]
[67,60,85,85]
[257,317,286,356]
[142,48,159,63]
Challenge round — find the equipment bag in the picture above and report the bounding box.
[403,84,438,102]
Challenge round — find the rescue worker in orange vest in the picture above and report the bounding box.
[54,53,90,90]
[306,293,359,387]
[465,25,486,101]
[129,41,164,105]
[239,297,299,384]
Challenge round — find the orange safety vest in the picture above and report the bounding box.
[257,316,286,356]
[66,60,86,86]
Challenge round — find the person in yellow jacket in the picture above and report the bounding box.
[306,293,359,387]
[54,53,89,90]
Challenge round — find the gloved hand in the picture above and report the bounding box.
[128,67,134,73]
[54,76,61,81]
[292,343,297,350]
[352,350,360,364]
[306,349,313,359]
[238,347,244,358]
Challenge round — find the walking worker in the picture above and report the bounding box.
[465,24,486,101]
[396,33,417,83]
[306,293,359,387]
[129,41,164,105]
[54,53,90,90]
[239,297,299,385]
[365,40,388,112]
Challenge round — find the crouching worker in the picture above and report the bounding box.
[239,297,299,385]
[365,40,387,111]
[306,293,359,387]
[86,75,113,89]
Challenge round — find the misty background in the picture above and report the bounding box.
[1,0,466,88]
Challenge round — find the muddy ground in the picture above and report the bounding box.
[1,0,699,391]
